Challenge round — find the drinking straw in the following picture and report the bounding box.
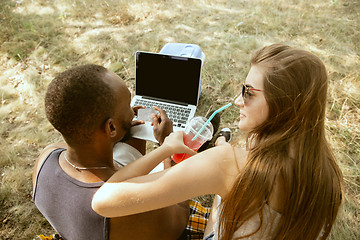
[192,103,232,141]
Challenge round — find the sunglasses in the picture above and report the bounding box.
[241,83,262,104]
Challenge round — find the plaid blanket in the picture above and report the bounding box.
[181,199,211,240]
[34,234,63,240]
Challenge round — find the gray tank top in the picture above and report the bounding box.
[33,148,109,240]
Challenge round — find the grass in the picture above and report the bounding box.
[0,0,359,239]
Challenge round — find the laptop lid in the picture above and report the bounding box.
[135,51,202,106]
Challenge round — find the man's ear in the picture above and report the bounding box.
[104,118,117,138]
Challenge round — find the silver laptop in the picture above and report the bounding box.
[130,51,203,142]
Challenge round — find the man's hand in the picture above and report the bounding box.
[151,106,173,145]
[131,105,145,127]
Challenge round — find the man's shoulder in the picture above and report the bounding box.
[35,143,67,167]
[32,143,67,187]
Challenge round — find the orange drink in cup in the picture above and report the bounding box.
[171,117,213,163]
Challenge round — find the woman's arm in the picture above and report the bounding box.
[110,131,196,182]
[92,143,239,218]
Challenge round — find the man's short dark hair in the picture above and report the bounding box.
[45,64,115,143]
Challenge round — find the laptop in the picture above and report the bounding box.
[130,51,203,142]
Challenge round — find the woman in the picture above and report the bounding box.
[92,44,343,239]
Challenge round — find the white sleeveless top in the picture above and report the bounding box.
[211,195,324,240]
[212,195,281,240]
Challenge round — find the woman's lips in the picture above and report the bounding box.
[240,113,246,119]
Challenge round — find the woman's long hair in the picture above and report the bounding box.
[219,44,343,240]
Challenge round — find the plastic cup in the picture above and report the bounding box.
[171,116,214,163]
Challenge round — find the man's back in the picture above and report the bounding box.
[109,205,188,240]
[33,149,109,240]
[33,147,189,240]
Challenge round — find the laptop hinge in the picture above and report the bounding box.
[141,96,189,106]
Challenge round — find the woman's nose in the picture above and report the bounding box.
[234,95,244,107]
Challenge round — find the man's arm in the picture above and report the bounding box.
[151,106,173,145]
[151,106,175,169]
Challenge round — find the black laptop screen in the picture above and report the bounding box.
[135,52,201,106]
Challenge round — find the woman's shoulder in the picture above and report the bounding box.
[201,144,249,193]
[206,144,248,165]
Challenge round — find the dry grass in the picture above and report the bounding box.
[0,0,359,239]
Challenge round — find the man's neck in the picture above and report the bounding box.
[60,141,117,182]
[66,144,114,168]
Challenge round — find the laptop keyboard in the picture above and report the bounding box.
[134,99,191,128]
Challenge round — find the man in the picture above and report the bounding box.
[32,64,189,240]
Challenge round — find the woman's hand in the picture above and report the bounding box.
[162,131,197,156]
